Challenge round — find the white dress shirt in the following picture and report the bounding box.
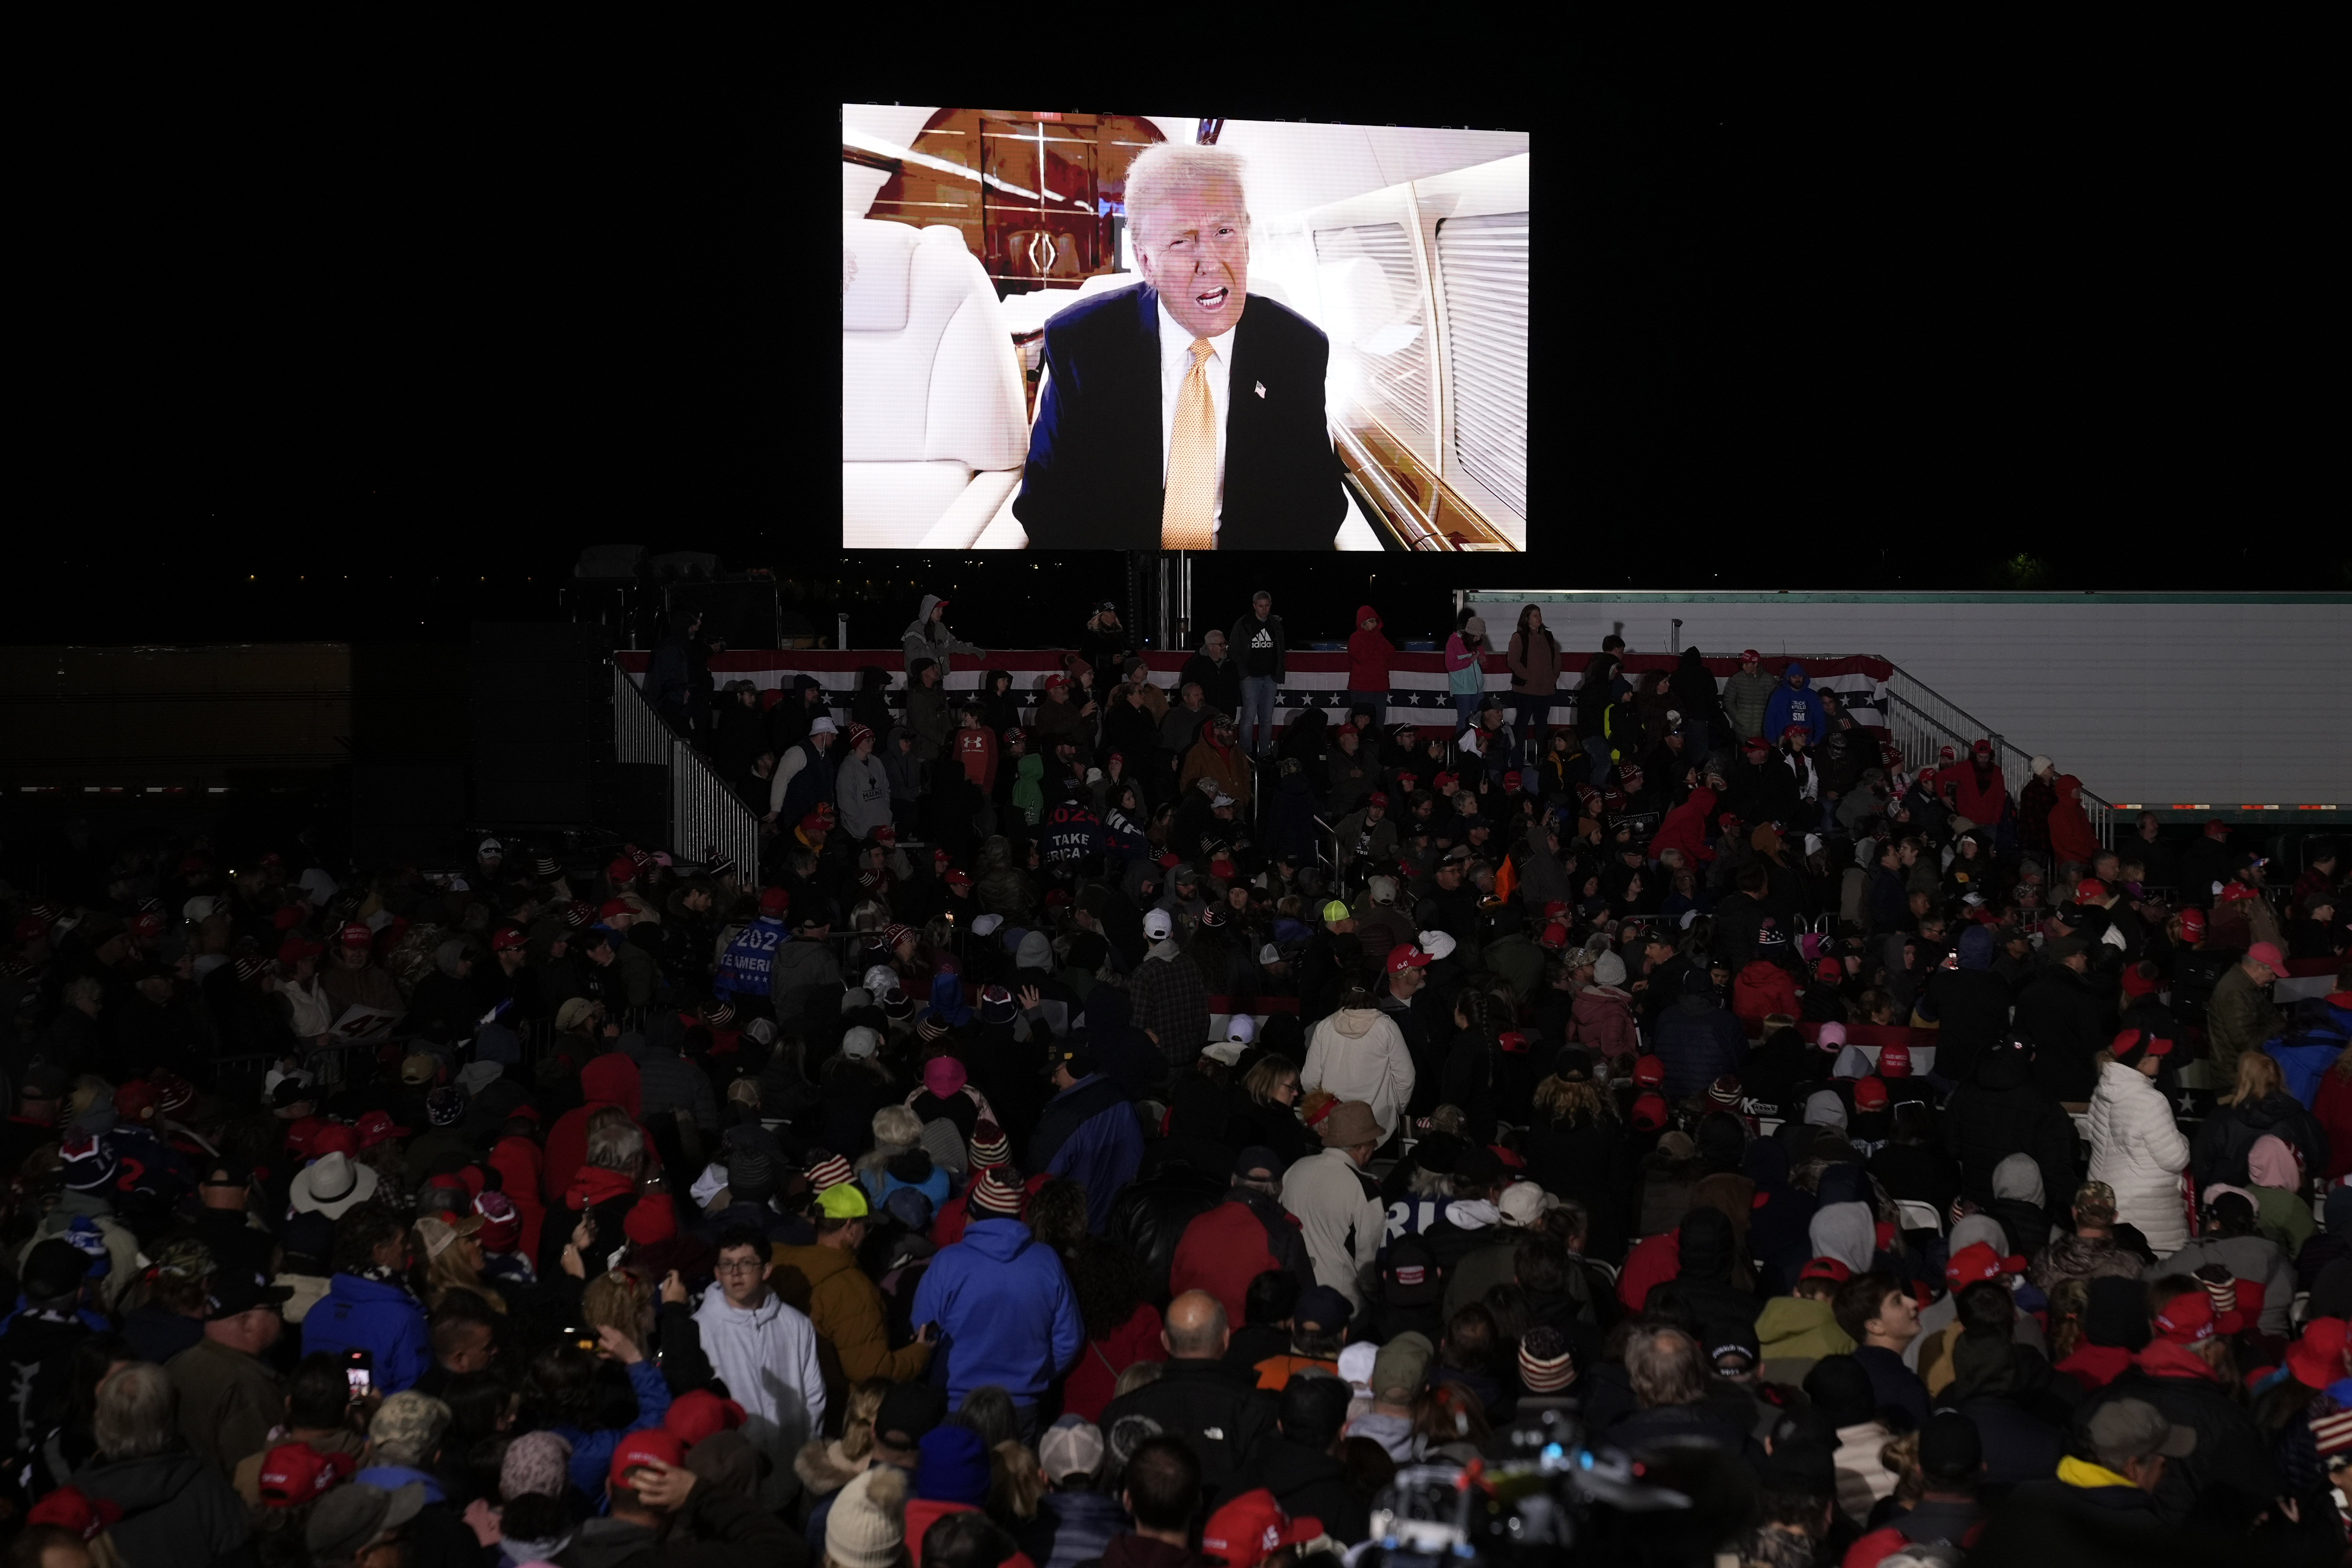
[1157,295,1234,533]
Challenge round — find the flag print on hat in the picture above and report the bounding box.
[805,1153,855,1192]
[968,1120,1011,1170]
[1518,1325,1575,1393]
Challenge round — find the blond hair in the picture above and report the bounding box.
[2222,1050,2284,1107]
[1125,144,1249,252]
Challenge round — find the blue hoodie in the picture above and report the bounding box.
[301,1272,431,1394]
[910,1218,1085,1408]
[1761,662,1826,747]
[1956,925,1996,971]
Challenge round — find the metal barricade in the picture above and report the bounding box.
[1878,662,2116,847]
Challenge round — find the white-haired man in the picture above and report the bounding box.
[1013,143,1346,550]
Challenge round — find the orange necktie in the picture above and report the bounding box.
[1160,337,1217,549]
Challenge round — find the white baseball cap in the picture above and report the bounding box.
[971,913,1004,937]
[1417,929,1458,961]
[1143,909,1174,940]
[1226,1014,1257,1044]
[810,716,839,735]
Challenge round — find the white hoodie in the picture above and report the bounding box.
[694,1279,828,1508]
[1301,1007,1416,1145]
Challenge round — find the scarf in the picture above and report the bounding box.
[2134,1338,2226,1384]
[566,1165,638,1212]
[346,1263,421,1301]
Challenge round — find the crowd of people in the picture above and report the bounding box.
[2,594,2350,1568]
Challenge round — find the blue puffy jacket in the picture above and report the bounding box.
[300,1273,430,1394]
[911,1218,1085,1408]
[1029,1074,1143,1233]
[1761,662,1827,748]
[1655,995,1750,1098]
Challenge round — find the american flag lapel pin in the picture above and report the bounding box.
[1254,380,1266,399]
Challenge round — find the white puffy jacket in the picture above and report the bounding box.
[2086,1058,2192,1255]
[1301,1007,1416,1145]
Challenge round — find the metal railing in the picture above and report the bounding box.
[611,662,762,878]
[1877,662,2113,849]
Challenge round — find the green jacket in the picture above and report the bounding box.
[1756,1295,1856,1364]
[2205,964,2283,1083]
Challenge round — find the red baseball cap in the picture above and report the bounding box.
[309,1124,361,1161]
[1971,739,1994,758]
[1740,650,1760,663]
[1385,944,1434,975]
[24,1486,125,1539]
[2247,942,2289,975]
[758,887,789,918]
[490,925,530,952]
[2154,1289,2239,1343]
[1816,956,1843,982]
[338,922,374,948]
[1539,921,1570,950]
[599,897,633,920]
[1632,1055,1665,1089]
[1630,1092,1670,1132]
[1944,1241,2026,1292]
[610,1429,687,1489]
[1742,736,1769,754]
[662,1389,749,1447]
[2288,1317,2350,1390]
[2075,879,2107,902]
[944,869,973,887]
[355,1108,412,1148]
[1878,1044,1912,1078]
[607,856,639,884]
[1201,1489,1323,1568]
[272,904,309,931]
[258,1442,357,1508]
[1044,673,1068,689]
[1366,791,1389,808]
[2178,907,2207,940]
[1852,1076,1889,1112]
[1433,772,1458,791]
[283,1115,325,1156]
[1798,1256,1851,1285]
[130,911,165,938]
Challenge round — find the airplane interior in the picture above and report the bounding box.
[842,107,1528,552]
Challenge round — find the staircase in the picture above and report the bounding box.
[610,662,762,875]
[1878,661,2114,848]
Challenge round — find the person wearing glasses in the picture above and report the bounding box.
[695,1225,828,1510]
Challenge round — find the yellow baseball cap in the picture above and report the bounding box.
[816,1183,870,1220]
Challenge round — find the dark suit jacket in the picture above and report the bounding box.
[1013,281,1347,550]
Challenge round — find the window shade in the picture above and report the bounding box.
[1436,211,1528,526]
[1312,221,1434,468]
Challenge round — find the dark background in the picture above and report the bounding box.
[13,74,2343,653]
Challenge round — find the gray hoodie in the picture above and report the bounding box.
[901,593,984,673]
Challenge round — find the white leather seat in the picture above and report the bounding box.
[842,219,1028,548]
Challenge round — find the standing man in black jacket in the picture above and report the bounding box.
[1575,635,1626,780]
[2014,937,2112,1103]
[1100,1290,1278,1504]
[1230,591,1288,762]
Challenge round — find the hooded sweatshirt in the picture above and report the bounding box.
[695,1280,825,1507]
[910,1217,1086,1407]
[1301,1007,1416,1146]
[1347,608,1394,693]
[902,594,983,674]
[1762,662,1826,747]
[1809,1201,1875,1275]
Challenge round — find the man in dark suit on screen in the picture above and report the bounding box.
[1012,143,1348,550]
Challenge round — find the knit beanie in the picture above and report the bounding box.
[1518,1326,1574,1394]
[826,1464,909,1568]
[729,1147,777,1205]
[916,1427,991,1506]
[967,1167,1027,1220]
[2082,1276,2152,1351]
[806,1153,855,1192]
[968,1120,1011,1170]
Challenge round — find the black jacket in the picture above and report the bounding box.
[1918,965,2013,1084]
[2014,965,2113,1103]
[1106,1155,1227,1305]
[1100,1357,1279,1501]
[2191,1090,2332,1191]
[2072,1362,2281,1529]
[1942,1047,2077,1221]
[1215,1437,1370,1545]
[1013,283,1347,550]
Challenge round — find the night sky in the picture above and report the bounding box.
[16,80,2339,650]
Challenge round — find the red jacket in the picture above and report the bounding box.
[1169,1196,1305,1328]
[487,1134,548,1262]
[1062,1301,1166,1423]
[541,1054,650,1206]
[1617,1229,1681,1314]
[2054,1342,2133,1391]
[1347,608,1394,693]
[1949,763,2007,827]
[1647,786,1719,866]
[2047,777,2101,867]
[1733,961,1800,1033]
